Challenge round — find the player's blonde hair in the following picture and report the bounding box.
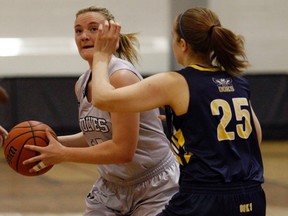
[176,7,249,76]
[76,6,139,65]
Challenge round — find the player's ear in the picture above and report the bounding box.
[179,38,189,52]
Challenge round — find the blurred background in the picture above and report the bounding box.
[0,0,287,215]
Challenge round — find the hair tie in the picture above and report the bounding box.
[178,13,188,41]
[208,25,217,36]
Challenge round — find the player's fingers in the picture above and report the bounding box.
[103,20,110,33]
[158,115,166,122]
[22,154,42,165]
[98,23,103,34]
[0,125,8,136]
[95,20,109,40]
[108,20,115,31]
[46,128,56,141]
[30,161,46,173]
[24,144,43,153]
[108,20,121,36]
[0,134,5,148]
[0,125,7,147]
[115,22,121,35]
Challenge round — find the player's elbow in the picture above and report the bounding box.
[119,153,134,163]
[91,96,109,110]
[115,145,135,163]
[91,97,103,109]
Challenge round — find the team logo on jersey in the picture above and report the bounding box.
[79,116,109,133]
[212,77,235,92]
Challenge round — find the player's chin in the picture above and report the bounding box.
[80,50,94,61]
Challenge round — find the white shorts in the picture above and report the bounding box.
[84,154,179,216]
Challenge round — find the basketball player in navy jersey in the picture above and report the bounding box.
[91,7,266,216]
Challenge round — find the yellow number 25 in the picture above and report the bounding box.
[210,98,252,141]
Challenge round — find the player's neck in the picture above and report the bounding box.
[184,54,212,68]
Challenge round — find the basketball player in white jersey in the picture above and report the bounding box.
[24,6,179,216]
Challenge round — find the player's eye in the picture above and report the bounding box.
[75,29,82,35]
[90,27,98,33]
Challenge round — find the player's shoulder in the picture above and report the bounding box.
[109,55,142,79]
[109,56,135,71]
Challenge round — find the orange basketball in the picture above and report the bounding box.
[3,120,57,176]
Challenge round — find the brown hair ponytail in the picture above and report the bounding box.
[177,7,249,76]
[117,33,139,65]
[210,26,249,76]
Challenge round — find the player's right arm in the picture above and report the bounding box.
[58,132,89,148]
[251,105,262,145]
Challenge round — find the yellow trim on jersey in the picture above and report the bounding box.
[171,150,184,166]
[171,128,193,165]
[172,129,185,147]
[189,64,222,72]
[184,152,193,164]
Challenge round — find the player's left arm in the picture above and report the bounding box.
[91,20,189,115]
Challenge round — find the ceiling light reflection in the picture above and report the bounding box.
[0,38,22,57]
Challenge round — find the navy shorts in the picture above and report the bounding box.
[157,183,266,216]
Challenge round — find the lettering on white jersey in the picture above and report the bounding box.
[79,116,109,133]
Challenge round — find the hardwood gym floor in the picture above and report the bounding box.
[0,140,287,216]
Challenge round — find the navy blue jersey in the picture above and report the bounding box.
[165,64,264,185]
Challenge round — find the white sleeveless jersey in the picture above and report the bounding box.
[76,56,173,182]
